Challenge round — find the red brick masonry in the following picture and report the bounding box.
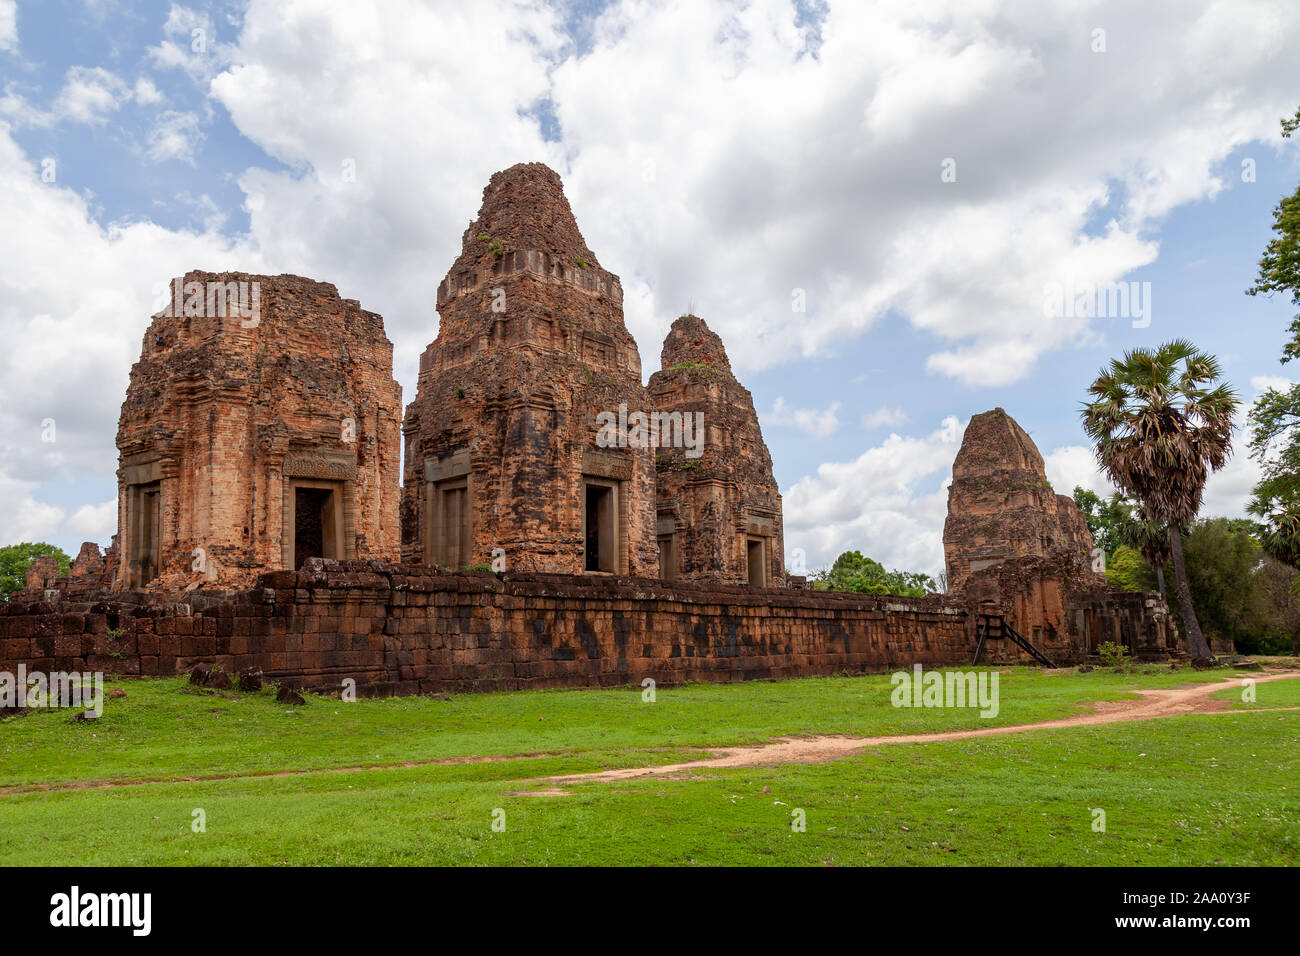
[2,560,1173,697]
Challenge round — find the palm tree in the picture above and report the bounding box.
[1081,340,1238,660]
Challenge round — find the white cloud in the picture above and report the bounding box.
[551,0,1300,383]
[133,76,164,105]
[782,416,965,576]
[0,475,65,544]
[1044,445,1114,499]
[763,397,841,438]
[861,406,909,429]
[1250,374,1293,395]
[52,66,128,125]
[0,0,16,53]
[64,499,116,541]
[1201,450,1260,519]
[1,68,164,130]
[148,4,234,83]
[146,110,204,164]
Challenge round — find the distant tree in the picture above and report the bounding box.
[1073,486,1170,593]
[1082,340,1239,660]
[1109,519,1300,655]
[1246,106,1300,568]
[1072,487,1125,555]
[1105,545,1156,592]
[0,542,71,601]
[1166,519,1267,654]
[1113,503,1172,597]
[813,550,935,597]
[1256,555,1300,655]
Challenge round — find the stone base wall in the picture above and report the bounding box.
[0,562,1177,696]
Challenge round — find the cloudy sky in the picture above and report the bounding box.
[2,0,1299,577]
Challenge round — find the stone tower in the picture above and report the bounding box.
[647,315,784,585]
[943,407,1097,592]
[401,163,658,576]
[114,271,402,591]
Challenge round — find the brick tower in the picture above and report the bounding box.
[943,407,1098,592]
[647,315,784,584]
[114,271,402,590]
[401,163,657,576]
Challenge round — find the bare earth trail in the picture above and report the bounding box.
[528,670,1300,790]
[4,671,1298,796]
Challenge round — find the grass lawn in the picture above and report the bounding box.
[1,665,1295,865]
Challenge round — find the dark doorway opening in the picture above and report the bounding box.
[658,533,677,581]
[129,481,161,588]
[747,537,766,587]
[585,483,614,572]
[295,487,334,568]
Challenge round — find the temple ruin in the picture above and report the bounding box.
[943,407,1099,592]
[648,315,784,585]
[114,271,402,590]
[402,163,657,577]
[942,408,1171,662]
[0,167,1184,697]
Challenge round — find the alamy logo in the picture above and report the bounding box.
[595,403,705,458]
[890,664,999,718]
[1042,278,1152,328]
[0,666,102,717]
[50,886,151,936]
[154,278,261,327]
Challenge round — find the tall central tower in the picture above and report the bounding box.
[401,163,657,575]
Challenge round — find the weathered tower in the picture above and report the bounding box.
[401,163,657,576]
[647,315,784,585]
[943,407,1098,592]
[114,271,402,590]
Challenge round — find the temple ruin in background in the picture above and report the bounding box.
[113,271,402,590]
[943,407,1098,592]
[648,315,784,585]
[942,407,1172,661]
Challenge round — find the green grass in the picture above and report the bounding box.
[1,665,1295,865]
[1213,675,1300,708]
[0,666,1243,787]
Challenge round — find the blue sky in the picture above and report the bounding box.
[2,0,1299,577]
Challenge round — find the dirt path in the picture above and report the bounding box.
[532,671,1300,789]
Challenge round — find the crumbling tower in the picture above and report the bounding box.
[647,315,784,584]
[114,271,402,590]
[943,407,1098,592]
[401,163,657,575]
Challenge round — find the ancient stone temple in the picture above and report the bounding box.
[937,408,1168,663]
[943,408,1098,592]
[114,271,402,590]
[401,163,658,575]
[647,315,784,585]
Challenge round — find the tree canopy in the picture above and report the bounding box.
[813,550,935,597]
